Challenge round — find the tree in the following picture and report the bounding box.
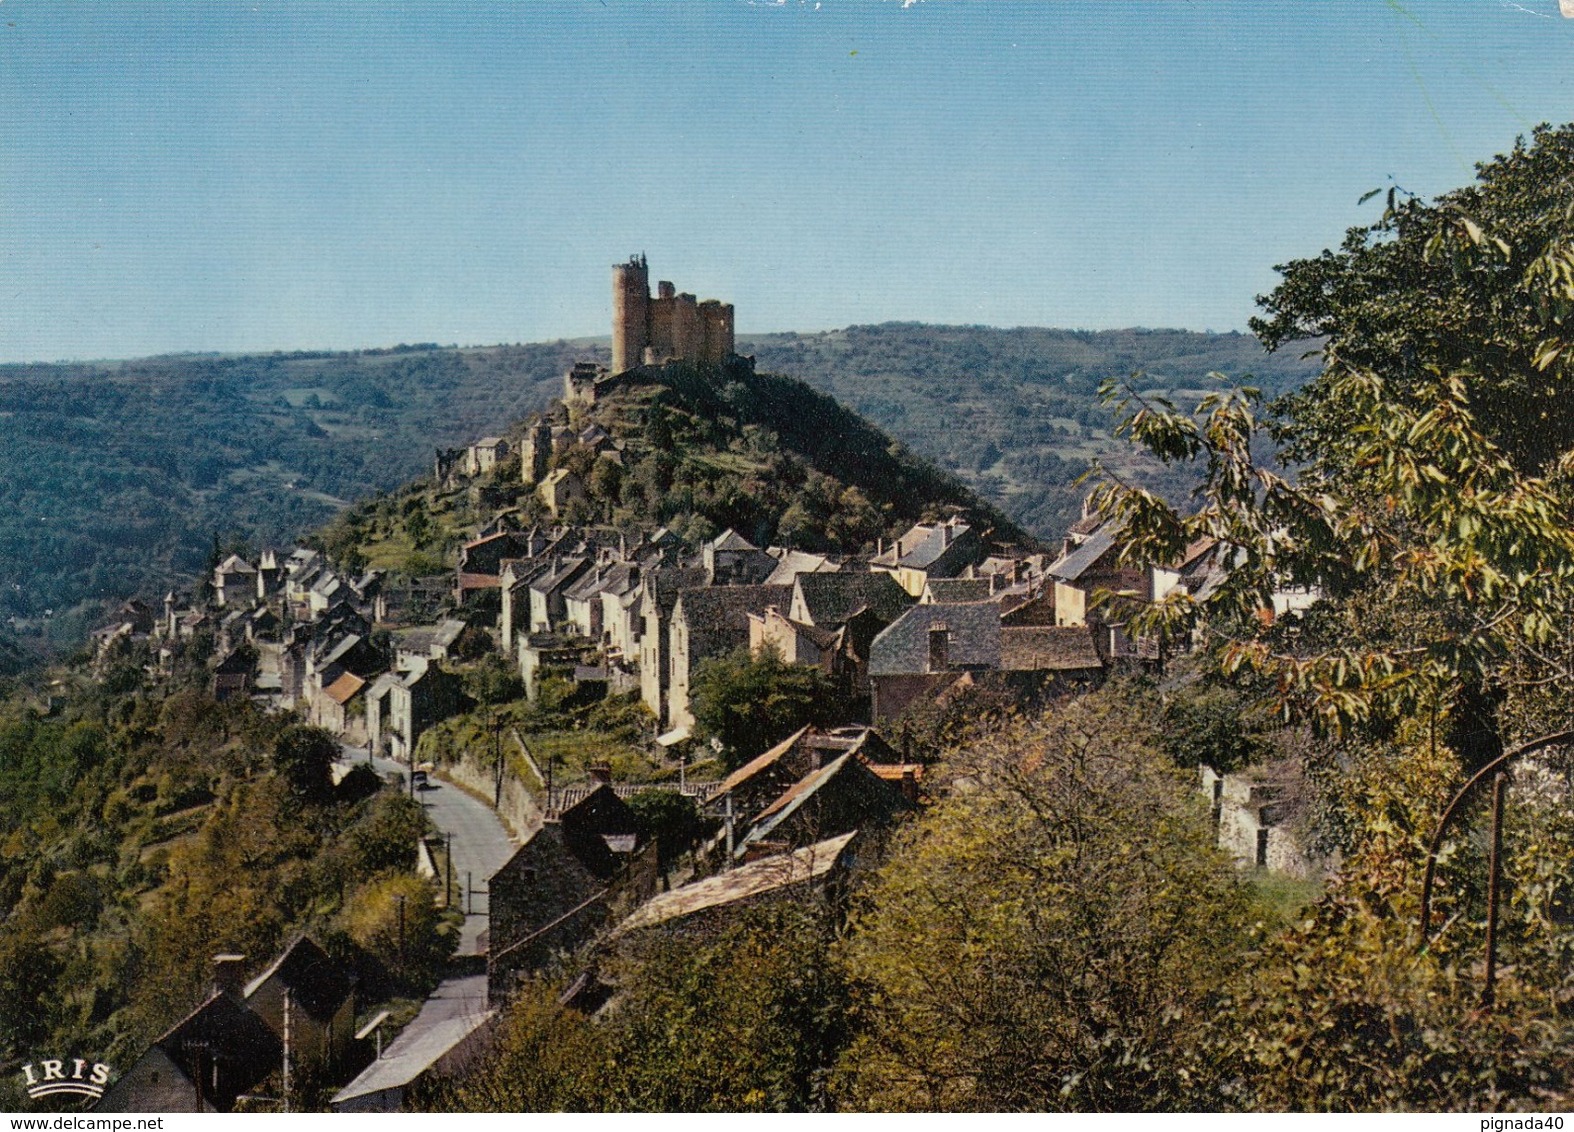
[1096,126,1574,754]
[340,872,448,986]
[1255,124,1574,477]
[271,724,338,804]
[689,648,844,767]
[625,790,711,872]
[834,691,1252,1112]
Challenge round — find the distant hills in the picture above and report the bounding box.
[0,325,1318,651]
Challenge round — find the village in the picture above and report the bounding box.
[83,260,1320,1112]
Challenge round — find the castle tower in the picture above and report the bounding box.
[699,300,735,364]
[611,255,650,375]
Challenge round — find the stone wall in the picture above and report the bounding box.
[439,747,544,842]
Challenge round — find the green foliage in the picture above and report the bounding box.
[624,790,711,870]
[833,690,1253,1112]
[271,724,339,804]
[340,871,450,988]
[446,901,850,1112]
[461,655,525,706]
[689,648,845,767]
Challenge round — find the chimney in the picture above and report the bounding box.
[928,623,950,673]
[588,763,612,786]
[212,953,247,997]
[877,537,885,557]
[942,522,953,548]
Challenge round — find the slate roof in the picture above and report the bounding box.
[874,520,972,571]
[1048,525,1119,583]
[242,935,356,1023]
[924,578,994,603]
[764,550,838,585]
[149,991,282,1104]
[999,626,1104,672]
[717,725,812,795]
[644,567,711,615]
[332,1007,493,1106]
[395,620,468,657]
[794,571,912,627]
[676,584,793,659]
[710,528,759,552]
[869,602,1002,676]
[530,556,591,595]
[608,832,858,938]
[216,554,256,576]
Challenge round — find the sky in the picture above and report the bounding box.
[1,0,1572,363]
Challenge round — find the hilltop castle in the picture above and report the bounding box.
[611,254,735,374]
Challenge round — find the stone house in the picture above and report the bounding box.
[367,658,461,763]
[241,935,357,1070]
[392,619,470,668]
[637,566,710,725]
[596,563,644,661]
[97,988,280,1112]
[313,671,366,738]
[213,554,257,608]
[666,584,793,731]
[748,606,842,673]
[702,529,776,585]
[466,437,509,476]
[538,468,586,518]
[528,556,592,635]
[1201,764,1321,879]
[870,518,983,597]
[486,786,657,1004]
[867,602,1003,722]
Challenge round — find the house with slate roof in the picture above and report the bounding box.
[97,989,281,1112]
[528,556,592,634]
[212,554,257,608]
[486,785,657,1003]
[666,584,793,730]
[242,935,357,1070]
[868,601,1003,721]
[702,529,775,585]
[870,517,983,597]
[637,566,710,725]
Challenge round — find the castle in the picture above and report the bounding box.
[610,254,735,374]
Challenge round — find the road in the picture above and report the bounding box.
[338,745,518,957]
[331,745,517,1109]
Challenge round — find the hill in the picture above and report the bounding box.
[0,325,1316,649]
[740,324,1321,536]
[323,356,1024,577]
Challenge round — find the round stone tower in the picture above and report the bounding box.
[611,255,650,375]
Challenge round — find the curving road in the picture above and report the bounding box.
[337,745,518,957]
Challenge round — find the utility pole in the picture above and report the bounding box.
[724,790,734,868]
[492,714,504,808]
[445,833,454,909]
[397,894,406,969]
[281,989,291,1114]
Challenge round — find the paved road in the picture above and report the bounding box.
[338,745,518,957]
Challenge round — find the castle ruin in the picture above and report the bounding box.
[611,254,735,374]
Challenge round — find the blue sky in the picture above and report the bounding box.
[1,0,1572,362]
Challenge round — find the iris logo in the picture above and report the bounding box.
[19,1058,113,1101]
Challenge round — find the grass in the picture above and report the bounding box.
[1248,870,1324,927]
